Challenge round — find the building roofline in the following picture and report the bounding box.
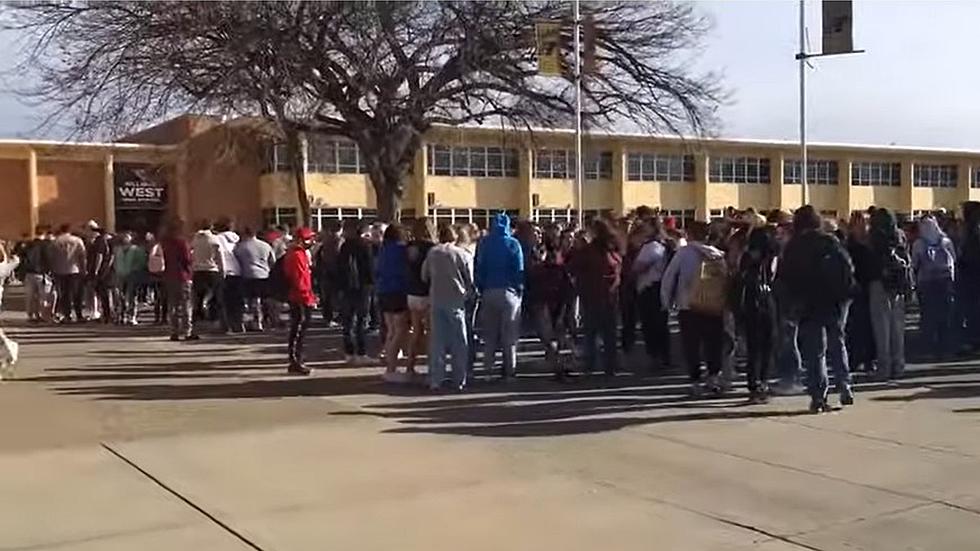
[0,138,176,151]
[435,123,980,157]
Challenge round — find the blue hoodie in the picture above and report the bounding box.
[375,240,409,295]
[475,213,524,292]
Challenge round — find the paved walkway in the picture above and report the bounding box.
[2,295,980,550]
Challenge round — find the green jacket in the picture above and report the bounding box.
[114,244,147,278]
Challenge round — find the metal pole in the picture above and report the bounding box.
[799,0,808,206]
[574,0,583,229]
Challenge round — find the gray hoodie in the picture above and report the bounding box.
[422,243,474,310]
[660,242,725,311]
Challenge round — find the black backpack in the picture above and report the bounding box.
[737,255,774,317]
[814,236,855,304]
[881,247,913,294]
[267,255,289,302]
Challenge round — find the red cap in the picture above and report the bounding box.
[664,216,677,230]
[295,227,316,241]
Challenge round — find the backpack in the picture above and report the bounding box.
[267,255,289,302]
[814,236,855,303]
[917,241,953,281]
[737,256,774,317]
[148,243,166,274]
[688,255,729,316]
[882,247,912,294]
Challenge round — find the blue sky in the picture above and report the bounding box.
[699,0,980,148]
[0,1,975,148]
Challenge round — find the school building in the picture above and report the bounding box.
[3,113,980,239]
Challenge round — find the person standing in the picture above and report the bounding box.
[0,242,20,315]
[957,201,980,352]
[313,221,343,326]
[777,205,855,413]
[405,219,436,376]
[21,225,54,322]
[283,227,317,375]
[733,226,778,403]
[336,220,374,364]
[235,227,276,332]
[423,224,475,391]
[911,215,956,360]
[214,218,244,333]
[661,221,728,396]
[84,221,114,323]
[375,224,410,382]
[570,220,623,376]
[51,224,87,323]
[113,231,148,325]
[867,207,911,382]
[527,227,574,380]
[844,212,876,373]
[190,220,224,324]
[632,217,673,372]
[475,213,524,381]
[160,219,196,341]
[456,223,479,373]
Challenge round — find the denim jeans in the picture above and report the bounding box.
[798,302,851,403]
[582,300,619,374]
[638,284,671,366]
[869,281,905,379]
[165,279,194,338]
[480,288,521,377]
[340,291,370,356]
[918,277,954,356]
[429,304,469,389]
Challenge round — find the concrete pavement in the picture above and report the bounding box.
[2,299,980,549]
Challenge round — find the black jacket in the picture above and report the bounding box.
[336,237,374,293]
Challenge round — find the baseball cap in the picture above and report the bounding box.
[295,227,316,241]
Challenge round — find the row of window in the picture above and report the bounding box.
[533,149,614,180]
[266,142,980,188]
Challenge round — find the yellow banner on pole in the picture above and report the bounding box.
[535,22,562,76]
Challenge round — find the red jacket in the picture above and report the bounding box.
[161,237,193,283]
[283,245,316,306]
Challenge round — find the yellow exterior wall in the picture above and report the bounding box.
[426,176,523,209]
[706,184,771,212]
[622,182,696,211]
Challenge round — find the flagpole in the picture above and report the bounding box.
[574,0,583,229]
[799,0,808,206]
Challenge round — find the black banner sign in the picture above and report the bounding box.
[114,164,167,210]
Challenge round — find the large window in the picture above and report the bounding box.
[262,207,298,230]
[913,164,957,188]
[851,161,901,187]
[661,209,696,229]
[972,167,980,189]
[307,138,365,174]
[784,159,838,185]
[427,208,520,230]
[627,153,695,182]
[309,208,378,231]
[709,156,771,184]
[534,149,613,180]
[426,145,519,177]
[263,143,292,173]
[533,208,578,224]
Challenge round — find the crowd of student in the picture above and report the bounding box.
[2,201,978,413]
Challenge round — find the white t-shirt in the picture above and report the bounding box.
[633,240,667,293]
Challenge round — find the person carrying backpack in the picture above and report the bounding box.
[868,207,911,382]
[661,221,727,396]
[911,215,956,359]
[336,219,374,364]
[282,227,317,375]
[777,205,855,413]
[733,226,778,403]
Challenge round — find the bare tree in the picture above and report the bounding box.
[10,1,721,222]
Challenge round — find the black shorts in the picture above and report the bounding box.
[378,293,408,313]
[243,278,269,300]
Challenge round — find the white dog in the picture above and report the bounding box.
[0,329,18,381]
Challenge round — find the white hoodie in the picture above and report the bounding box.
[191,230,223,273]
[660,242,725,311]
[216,230,241,276]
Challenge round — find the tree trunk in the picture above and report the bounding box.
[373,176,402,222]
[284,128,310,227]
